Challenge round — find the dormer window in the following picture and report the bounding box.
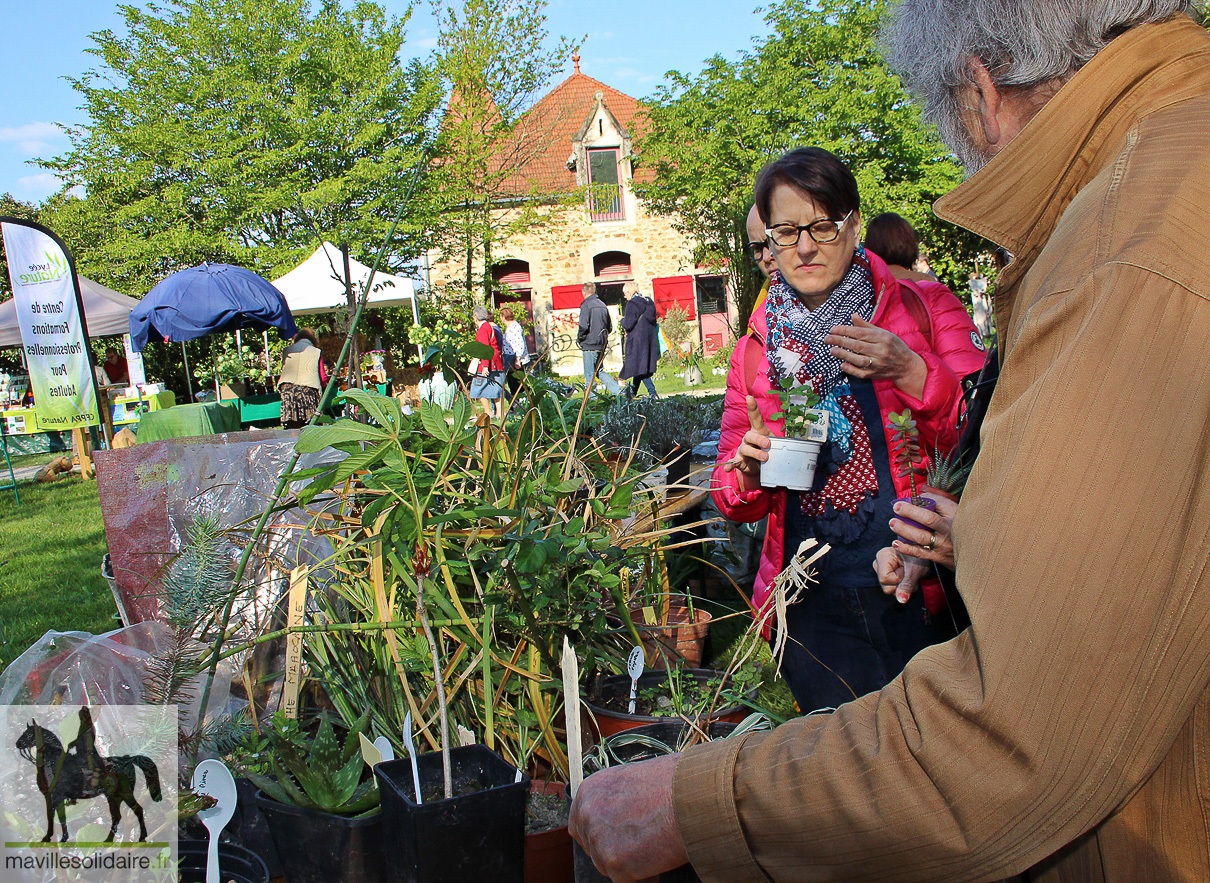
[587,147,624,222]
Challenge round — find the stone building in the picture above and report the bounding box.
[426,55,736,377]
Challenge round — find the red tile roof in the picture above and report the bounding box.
[496,67,645,196]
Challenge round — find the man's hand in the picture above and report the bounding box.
[569,754,688,883]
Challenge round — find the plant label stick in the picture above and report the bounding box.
[403,710,422,804]
[627,644,645,715]
[562,636,583,797]
[192,759,237,883]
[281,565,308,720]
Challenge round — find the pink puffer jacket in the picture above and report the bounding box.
[711,251,986,620]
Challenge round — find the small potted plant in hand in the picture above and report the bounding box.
[762,378,828,491]
[886,409,938,527]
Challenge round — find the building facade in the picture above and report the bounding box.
[426,56,737,377]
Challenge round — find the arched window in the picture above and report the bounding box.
[491,260,531,289]
[593,251,631,278]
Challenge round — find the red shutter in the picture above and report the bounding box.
[651,275,696,320]
[550,284,583,310]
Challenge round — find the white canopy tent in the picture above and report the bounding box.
[0,275,139,347]
[272,242,420,322]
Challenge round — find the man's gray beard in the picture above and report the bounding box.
[936,108,991,177]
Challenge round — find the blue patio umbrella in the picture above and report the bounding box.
[129,262,298,351]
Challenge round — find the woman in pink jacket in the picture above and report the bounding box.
[713,148,985,712]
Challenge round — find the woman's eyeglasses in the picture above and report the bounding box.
[765,210,854,248]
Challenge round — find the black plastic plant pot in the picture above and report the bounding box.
[375,744,530,883]
[254,790,384,883]
[177,839,269,883]
[231,776,282,878]
[585,669,755,739]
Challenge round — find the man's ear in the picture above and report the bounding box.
[967,58,1005,148]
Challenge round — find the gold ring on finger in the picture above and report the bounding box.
[925,531,937,550]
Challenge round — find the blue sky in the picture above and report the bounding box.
[0,0,772,203]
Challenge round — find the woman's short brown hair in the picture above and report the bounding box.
[864,212,920,269]
[754,147,860,225]
[500,306,515,322]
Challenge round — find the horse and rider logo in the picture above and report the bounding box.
[13,705,163,843]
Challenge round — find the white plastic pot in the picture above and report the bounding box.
[761,436,822,492]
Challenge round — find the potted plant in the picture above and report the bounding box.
[524,779,573,883]
[682,344,705,386]
[285,386,674,881]
[583,665,761,740]
[249,709,384,883]
[921,444,970,503]
[886,409,949,529]
[762,378,828,491]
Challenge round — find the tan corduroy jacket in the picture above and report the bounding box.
[674,16,1210,882]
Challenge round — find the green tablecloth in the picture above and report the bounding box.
[135,401,241,443]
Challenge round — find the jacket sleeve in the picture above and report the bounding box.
[887,282,986,450]
[675,264,1210,880]
[710,335,772,524]
[621,299,638,333]
[576,307,589,346]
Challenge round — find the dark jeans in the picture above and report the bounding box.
[775,579,957,714]
[627,375,657,397]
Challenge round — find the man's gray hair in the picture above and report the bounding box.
[883,0,1203,169]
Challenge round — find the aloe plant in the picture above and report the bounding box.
[247,709,380,816]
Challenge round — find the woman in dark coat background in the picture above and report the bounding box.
[619,280,659,398]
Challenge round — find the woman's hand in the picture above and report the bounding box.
[827,315,927,399]
[722,395,771,492]
[889,493,958,570]
[874,547,932,604]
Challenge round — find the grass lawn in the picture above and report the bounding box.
[0,475,118,676]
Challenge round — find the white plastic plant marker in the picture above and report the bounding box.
[562,636,583,798]
[627,644,645,715]
[359,732,381,767]
[373,735,395,763]
[403,710,422,804]
[192,759,237,883]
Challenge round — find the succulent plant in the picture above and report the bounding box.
[247,709,380,816]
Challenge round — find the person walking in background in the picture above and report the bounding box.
[619,281,659,398]
[279,329,327,429]
[469,304,505,419]
[577,281,621,394]
[499,306,528,399]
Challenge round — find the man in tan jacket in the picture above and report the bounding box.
[570,2,1210,880]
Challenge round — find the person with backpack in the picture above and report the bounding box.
[710,148,986,714]
[468,304,505,419]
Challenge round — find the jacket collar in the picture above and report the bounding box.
[935,16,1210,342]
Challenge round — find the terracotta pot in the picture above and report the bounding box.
[630,605,712,670]
[525,781,573,883]
[584,668,755,740]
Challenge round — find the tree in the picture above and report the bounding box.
[40,0,442,298]
[635,0,981,334]
[425,0,579,305]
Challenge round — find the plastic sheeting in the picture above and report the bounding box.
[0,622,232,735]
[95,429,343,629]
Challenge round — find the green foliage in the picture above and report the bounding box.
[192,336,272,386]
[592,395,720,461]
[924,445,971,496]
[39,0,441,296]
[247,709,380,816]
[289,387,673,782]
[769,378,822,439]
[0,475,114,679]
[887,409,925,502]
[635,0,983,331]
